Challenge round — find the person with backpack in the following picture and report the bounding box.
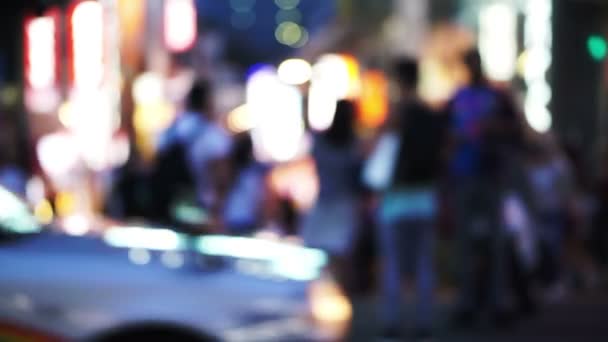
[364,58,448,339]
[151,81,232,227]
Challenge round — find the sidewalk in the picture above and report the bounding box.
[347,290,608,341]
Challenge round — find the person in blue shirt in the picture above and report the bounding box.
[222,132,270,235]
[447,49,524,327]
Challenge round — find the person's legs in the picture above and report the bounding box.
[453,184,480,316]
[476,183,511,317]
[413,218,436,331]
[378,217,403,330]
[454,180,509,321]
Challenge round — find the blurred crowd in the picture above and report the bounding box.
[3,46,608,339]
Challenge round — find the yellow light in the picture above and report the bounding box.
[132,72,173,134]
[227,104,255,133]
[309,275,352,327]
[55,191,76,217]
[133,102,174,160]
[290,27,309,48]
[358,70,388,128]
[517,50,528,78]
[132,72,164,105]
[277,58,312,85]
[275,21,302,46]
[34,199,54,225]
[58,101,73,128]
[0,86,19,107]
[133,103,174,133]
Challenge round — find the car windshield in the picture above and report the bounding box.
[0,186,41,236]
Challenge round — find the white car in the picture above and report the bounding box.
[0,187,351,341]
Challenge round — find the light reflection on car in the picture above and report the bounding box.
[0,186,351,341]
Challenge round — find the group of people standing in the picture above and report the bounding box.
[104,47,605,340]
[304,48,593,339]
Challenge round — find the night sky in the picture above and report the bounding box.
[197,0,336,66]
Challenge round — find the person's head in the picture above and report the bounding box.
[186,80,212,114]
[323,100,356,146]
[394,57,419,96]
[463,48,485,85]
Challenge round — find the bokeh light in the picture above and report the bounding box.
[309,276,353,326]
[290,28,309,48]
[275,21,303,46]
[0,187,41,234]
[58,101,73,128]
[25,16,56,89]
[63,214,90,236]
[161,251,185,269]
[478,2,517,81]
[34,199,54,225]
[36,132,80,179]
[104,226,186,251]
[277,58,312,85]
[55,191,76,217]
[132,72,164,104]
[71,0,104,89]
[129,248,151,265]
[26,177,45,206]
[227,104,255,133]
[308,82,337,132]
[524,0,553,133]
[588,35,607,61]
[163,0,197,52]
[247,66,306,162]
[357,70,389,128]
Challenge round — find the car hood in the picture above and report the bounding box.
[0,233,314,340]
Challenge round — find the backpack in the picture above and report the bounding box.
[149,137,196,224]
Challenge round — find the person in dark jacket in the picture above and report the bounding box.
[368,57,448,339]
